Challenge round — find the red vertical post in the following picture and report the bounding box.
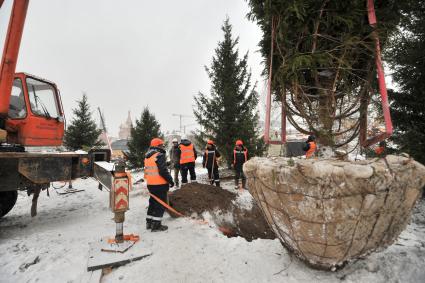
[281,91,286,143]
[0,0,29,118]
[264,17,276,144]
[360,0,393,147]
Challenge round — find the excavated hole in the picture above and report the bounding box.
[168,183,276,241]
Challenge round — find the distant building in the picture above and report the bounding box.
[119,111,133,140]
[111,139,129,160]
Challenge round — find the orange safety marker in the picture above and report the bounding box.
[107,233,140,244]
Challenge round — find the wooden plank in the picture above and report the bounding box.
[87,239,152,272]
[87,254,152,271]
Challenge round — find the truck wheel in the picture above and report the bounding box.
[0,191,18,218]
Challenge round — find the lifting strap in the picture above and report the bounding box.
[360,0,393,147]
[264,16,285,145]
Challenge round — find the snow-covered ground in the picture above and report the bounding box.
[1,171,424,283]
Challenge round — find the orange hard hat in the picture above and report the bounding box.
[207,140,214,145]
[235,140,243,146]
[150,138,164,147]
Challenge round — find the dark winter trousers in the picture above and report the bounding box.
[235,167,246,188]
[180,162,196,184]
[173,167,180,186]
[207,166,220,186]
[146,184,169,222]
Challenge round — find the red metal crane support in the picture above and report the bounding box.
[361,0,393,147]
[264,16,286,145]
[0,0,29,119]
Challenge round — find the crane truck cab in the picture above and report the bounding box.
[5,72,64,146]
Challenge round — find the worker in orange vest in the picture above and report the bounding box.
[144,138,174,232]
[303,135,317,159]
[375,141,386,156]
[177,135,197,185]
[232,140,248,190]
[202,140,221,187]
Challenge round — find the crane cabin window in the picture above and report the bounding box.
[8,78,27,119]
[27,78,60,118]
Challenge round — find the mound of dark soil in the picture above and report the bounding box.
[168,183,276,241]
[232,204,276,241]
[169,183,235,216]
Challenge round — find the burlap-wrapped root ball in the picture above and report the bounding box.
[244,155,425,269]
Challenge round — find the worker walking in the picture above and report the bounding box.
[233,140,248,190]
[144,138,174,232]
[169,138,180,187]
[202,140,221,187]
[178,135,197,185]
[303,135,317,159]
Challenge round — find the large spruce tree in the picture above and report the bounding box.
[247,0,404,148]
[194,18,262,167]
[64,93,103,150]
[387,0,425,164]
[127,107,163,168]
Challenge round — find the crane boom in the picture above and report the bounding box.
[0,0,29,126]
[97,107,112,153]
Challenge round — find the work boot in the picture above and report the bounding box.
[151,221,168,232]
[215,181,220,187]
[146,218,153,230]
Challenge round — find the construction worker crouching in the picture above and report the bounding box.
[144,138,174,232]
[169,138,180,187]
[303,135,317,159]
[202,140,221,187]
[177,135,197,185]
[233,140,248,190]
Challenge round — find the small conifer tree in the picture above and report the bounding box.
[127,107,163,168]
[64,93,103,150]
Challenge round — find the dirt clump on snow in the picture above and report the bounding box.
[168,183,276,241]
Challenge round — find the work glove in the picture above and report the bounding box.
[169,181,175,188]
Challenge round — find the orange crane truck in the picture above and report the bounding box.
[0,0,118,218]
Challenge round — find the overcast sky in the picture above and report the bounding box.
[1,0,267,136]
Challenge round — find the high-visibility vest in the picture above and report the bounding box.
[233,149,248,165]
[305,142,316,159]
[144,152,168,185]
[375,146,384,155]
[180,144,195,164]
